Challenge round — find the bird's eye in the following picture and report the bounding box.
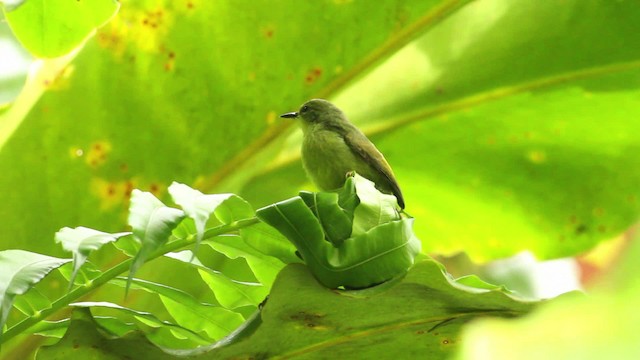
[301,105,309,113]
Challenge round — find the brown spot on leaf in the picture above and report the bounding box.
[124,181,134,197]
[575,224,588,234]
[305,67,323,84]
[85,140,112,168]
[149,183,161,196]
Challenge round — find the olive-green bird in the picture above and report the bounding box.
[281,99,405,209]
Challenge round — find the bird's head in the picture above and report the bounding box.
[280,99,347,130]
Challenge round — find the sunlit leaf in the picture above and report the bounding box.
[69,301,207,344]
[0,250,70,332]
[168,181,234,255]
[204,235,286,287]
[165,250,267,310]
[29,316,136,339]
[55,226,130,289]
[241,0,640,261]
[459,230,640,359]
[127,189,185,293]
[36,307,176,360]
[112,277,245,341]
[11,287,51,317]
[60,260,535,358]
[3,0,120,58]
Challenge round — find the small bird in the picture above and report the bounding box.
[280,99,405,209]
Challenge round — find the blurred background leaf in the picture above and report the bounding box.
[2,0,120,58]
[1,0,640,358]
[457,227,640,360]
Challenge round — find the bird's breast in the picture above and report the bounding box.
[301,128,360,191]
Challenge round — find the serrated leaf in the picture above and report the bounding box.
[11,287,51,317]
[69,301,208,344]
[211,194,299,264]
[112,234,142,258]
[29,316,136,339]
[213,195,254,225]
[204,235,286,287]
[127,189,185,293]
[165,251,267,310]
[55,226,130,289]
[110,277,245,341]
[57,260,103,288]
[168,182,234,256]
[237,222,300,265]
[0,250,70,333]
[36,308,177,360]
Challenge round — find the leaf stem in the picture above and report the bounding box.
[1,217,260,344]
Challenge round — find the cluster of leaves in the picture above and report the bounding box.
[0,182,292,351]
[258,175,421,289]
[2,0,640,358]
[1,178,533,359]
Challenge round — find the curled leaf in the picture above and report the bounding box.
[257,175,421,288]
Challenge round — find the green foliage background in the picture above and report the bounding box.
[1,0,640,358]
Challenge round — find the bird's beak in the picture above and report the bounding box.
[280,111,298,118]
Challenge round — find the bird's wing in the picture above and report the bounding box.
[336,124,405,209]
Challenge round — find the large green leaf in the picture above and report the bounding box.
[3,0,640,355]
[458,233,640,359]
[2,0,120,58]
[243,0,640,260]
[37,260,538,358]
[0,0,466,256]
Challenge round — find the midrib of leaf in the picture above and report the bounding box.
[271,310,524,359]
[315,0,476,99]
[364,59,640,137]
[199,0,475,192]
[259,58,640,175]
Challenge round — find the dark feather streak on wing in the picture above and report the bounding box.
[327,123,405,208]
